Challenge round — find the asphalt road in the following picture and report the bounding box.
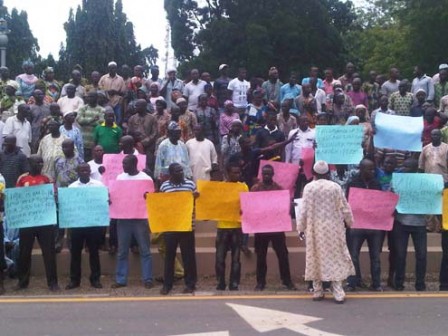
[0,294,447,336]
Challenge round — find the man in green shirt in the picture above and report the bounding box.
[94,107,122,153]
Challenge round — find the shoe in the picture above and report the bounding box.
[160,287,170,295]
[334,299,345,304]
[415,285,426,292]
[108,246,117,255]
[49,284,60,292]
[144,282,154,289]
[313,295,325,301]
[229,285,239,291]
[65,282,80,290]
[395,285,405,291]
[254,284,265,291]
[91,282,103,289]
[344,285,356,292]
[284,283,297,291]
[369,285,383,292]
[111,282,126,289]
[182,287,194,294]
[216,283,226,291]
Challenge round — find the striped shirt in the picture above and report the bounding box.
[159,179,196,193]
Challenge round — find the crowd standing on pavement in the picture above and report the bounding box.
[0,59,448,304]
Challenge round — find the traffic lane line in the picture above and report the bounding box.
[1,292,448,303]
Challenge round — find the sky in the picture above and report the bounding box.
[3,0,174,71]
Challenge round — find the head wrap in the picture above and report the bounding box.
[439,64,448,71]
[346,116,360,125]
[355,104,367,111]
[7,80,19,90]
[313,160,329,175]
[108,61,117,67]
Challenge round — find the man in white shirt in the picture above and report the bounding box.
[285,115,315,165]
[66,163,106,290]
[3,103,32,157]
[88,145,104,181]
[57,84,84,115]
[227,67,250,114]
[183,69,206,112]
[186,124,218,182]
[112,154,154,289]
[411,65,435,102]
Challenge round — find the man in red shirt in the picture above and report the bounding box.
[16,154,59,291]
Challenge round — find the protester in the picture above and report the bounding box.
[159,163,197,295]
[94,108,122,154]
[66,163,105,290]
[112,155,154,289]
[251,165,296,291]
[298,160,354,303]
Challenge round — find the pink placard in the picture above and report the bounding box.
[102,154,146,186]
[301,147,315,180]
[257,160,299,198]
[348,187,399,231]
[240,190,292,233]
[109,180,154,219]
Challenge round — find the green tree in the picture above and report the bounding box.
[63,0,143,75]
[0,0,39,76]
[165,0,357,79]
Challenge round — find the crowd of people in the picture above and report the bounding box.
[0,58,448,302]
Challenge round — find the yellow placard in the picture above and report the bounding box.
[195,180,248,222]
[147,192,194,233]
[443,190,448,230]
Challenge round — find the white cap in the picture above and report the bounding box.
[439,64,448,71]
[219,64,228,71]
[108,61,117,67]
[313,160,329,175]
[167,67,177,74]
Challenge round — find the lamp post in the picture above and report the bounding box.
[0,18,10,67]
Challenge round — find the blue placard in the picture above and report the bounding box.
[393,173,443,214]
[374,113,424,151]
[315,125,364,164]
[5,184,57,229]
[58,187,110,228]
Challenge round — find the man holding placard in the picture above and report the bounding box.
[65,163,106,290]
[159,163,197,295]
[251,164,296,291]
[346,158,384,292]
[111,155,154,289]
[15,155,59,291]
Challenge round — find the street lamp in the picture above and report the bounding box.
[0,18,10,67]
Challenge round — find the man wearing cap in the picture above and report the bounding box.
[411,65,434,102]
[435,65,448,109]
[433,63,448,85]
[154,121,192,182]
[0,80,25,122]
[99,62,126,125]
[297,160,354,304]
[262,67,283,105]
[183,69,206,112]
[214,64,230,110]
[161,67,184,108]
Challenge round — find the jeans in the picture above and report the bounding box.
[347,228,383,288]
[113,104,122,125]
[254,232,292,286]
[439,231,448,290]
[163,231,197,291]
[115,219,153,285]
[69,227,103,285]
[393,222,426,290]
[18,226,58,288]
[215,228,242,287]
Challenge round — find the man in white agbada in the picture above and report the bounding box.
[297,160,355,303]
[186,124,218,182]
